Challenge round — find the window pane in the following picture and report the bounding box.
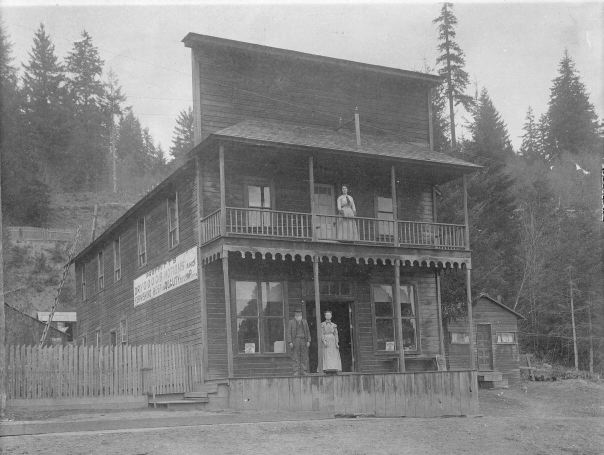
[237,318,259,353]
[399,286,411,303]
[375,301,393,317]
[262,282,283,316]
[401,301,415,317]
[263,186,271,208]
[497,332,515,343]
[263,318,285,353]
[376,319,395,350]
[451,332,470,344]
[373,284,392,303]
[236,281,258,317]
[402,319,417,351]
[377,197,393,213]
[248,186,262,207]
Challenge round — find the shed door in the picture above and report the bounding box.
[314,184,336,240]
[476,324,493,371]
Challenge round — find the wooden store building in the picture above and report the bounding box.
[72,34,482,415]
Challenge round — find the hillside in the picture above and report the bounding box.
[3,191,140,318]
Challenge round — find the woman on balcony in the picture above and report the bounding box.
[336,185,359,241]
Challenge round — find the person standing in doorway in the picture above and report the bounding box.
[321,310,342,373]
[287,305,311,376]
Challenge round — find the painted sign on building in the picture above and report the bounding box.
[133,247,198,307]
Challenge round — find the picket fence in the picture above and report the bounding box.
[5,344,203,400]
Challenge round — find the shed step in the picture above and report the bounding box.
[149,398,209,409]
[193,383,219,394]
[184,391,209,399]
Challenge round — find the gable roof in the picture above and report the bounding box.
[476,293,526,320]
[182,33,441,85]
[203,119,481,172]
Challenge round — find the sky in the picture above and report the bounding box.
[1,1,602,157]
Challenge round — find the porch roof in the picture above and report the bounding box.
[203,119,481,172]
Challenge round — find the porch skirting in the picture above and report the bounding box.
[215,370,478,417]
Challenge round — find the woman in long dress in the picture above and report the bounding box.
[336,185,359,241]
[321,311,342,372]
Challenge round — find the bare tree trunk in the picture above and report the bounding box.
[0,166,6,418]
[568,267,578,370]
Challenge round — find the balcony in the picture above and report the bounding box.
[200,207,467,251]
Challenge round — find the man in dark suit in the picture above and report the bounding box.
[287,306,311,376]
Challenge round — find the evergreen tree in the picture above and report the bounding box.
[21,24,69,183]
[1,23,50,224]
[430,81,450,154]
[169,107,194,165]
[433,2,473,150]
[64,31,108,190]
[547,50,599,157]
[519,107,542,163]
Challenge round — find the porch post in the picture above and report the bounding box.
[390,166,399,246]
[394,260,406,372]
[219,143,227,237]
[466,267,475,370]
[313,256,323,373]
[462,174,470,250]
[222,254,234,377]
[462,175,475,370]
[309,155,317,242]
[195,156,209,381]
[435,270,445,356]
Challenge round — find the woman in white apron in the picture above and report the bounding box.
[321,310,342,372]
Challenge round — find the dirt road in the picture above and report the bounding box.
[2,379,602,455]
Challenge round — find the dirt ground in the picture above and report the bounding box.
[1,379,603,455]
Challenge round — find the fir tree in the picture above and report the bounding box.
[169,107,194,165]
[547,50,599,157]
[433,3,473,150]
[520,107,542,163]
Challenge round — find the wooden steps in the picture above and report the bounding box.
[478,371,508,389]
[148,382,226,409]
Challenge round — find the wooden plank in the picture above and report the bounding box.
[384,374,397,417]
[394,373,407,417]
[322,375,335,414]
[289,376,302,411]
[360,374,373,415]
[300,376,313,411]
[374,375,386,416]
[452,371,462,415]
[404,372,416,417]
[333,375,345,415]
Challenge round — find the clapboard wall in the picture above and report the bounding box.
[189,37,433,145]
[75,163,203,349]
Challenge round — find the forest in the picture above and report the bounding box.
[0,5,602,374]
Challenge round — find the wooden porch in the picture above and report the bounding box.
[200,207,467,250]
[211,370,478,417]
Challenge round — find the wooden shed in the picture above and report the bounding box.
[445,294,525,387]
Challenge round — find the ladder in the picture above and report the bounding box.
[39,225,81,346]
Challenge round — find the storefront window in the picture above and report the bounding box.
[372,284,418,352]
[234,280,285,354]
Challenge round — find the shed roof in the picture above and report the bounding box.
[204,119,481,172]
[475,293,526,320]
[182,33,441,85]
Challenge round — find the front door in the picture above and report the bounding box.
[314,184,336,240]
[476,324,494,371]
[306,300,355,373]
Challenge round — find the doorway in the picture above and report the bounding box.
[314,183,336,240]
[306,300,355,373]
[476,324,494,371]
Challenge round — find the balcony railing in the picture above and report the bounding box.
[200,208,467,250]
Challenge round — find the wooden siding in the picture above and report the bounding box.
[194,44,431,145]
[224,371,478,417]
[445,297,521,385]
[206,256,441,378]
[75,164,203,351]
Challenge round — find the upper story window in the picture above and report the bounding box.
[376,196,394,239]
[113,237,121,281]
[137,217,147,267]
[81,263,86,300]
[97,250,104,290]
[233,280,285,354]
[247,184,272,228]
[372,284,418,352]
[167,193,179,248]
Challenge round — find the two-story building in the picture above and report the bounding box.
[73,34,480,414]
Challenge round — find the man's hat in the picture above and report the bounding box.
[294,303,304,314]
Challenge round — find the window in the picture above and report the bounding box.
[247,184,271,229]
[451,332,470,344]
[81,263,86,300]
[97,250,104,290]
[376,196,395,238]
[497,332,516,344]
[110,330,117,346]
[167,193,179,248]
[372,284,418,352]
[233,281,286,354]
[113,237,121,281]
[120,319,127,344]
[137,217,147,266]
[95,329,101,347]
